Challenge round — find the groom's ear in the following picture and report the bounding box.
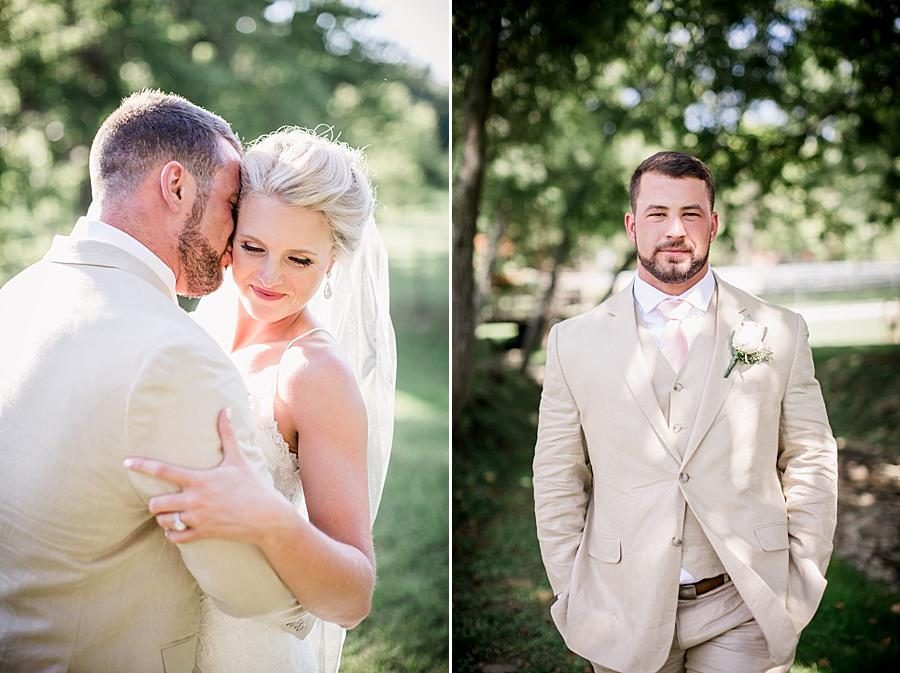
[159,161,195,213]
[624,211,637,245]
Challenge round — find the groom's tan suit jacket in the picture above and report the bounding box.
[534,274,837,673]
[0,235,312,673]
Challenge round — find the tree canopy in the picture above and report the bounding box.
[451,0,899,409]
[0,0,448,283]
[456,0,897,256]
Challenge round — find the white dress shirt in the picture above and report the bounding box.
[633,267,716,584]
[71,217,177,302]
[633,266,716,352]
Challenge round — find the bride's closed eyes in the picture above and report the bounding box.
[239,241,314,267]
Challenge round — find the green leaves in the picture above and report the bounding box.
[0,0,448,286]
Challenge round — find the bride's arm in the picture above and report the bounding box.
[124,352,375,630]
[264,345,375,628]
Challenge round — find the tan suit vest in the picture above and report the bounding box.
[636,297,726,581]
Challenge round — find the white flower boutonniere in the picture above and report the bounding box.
[724,320,773,378]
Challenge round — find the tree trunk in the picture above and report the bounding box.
[519,225,572,373]
[452,11,500,420]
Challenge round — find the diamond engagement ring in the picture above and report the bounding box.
[172,512,187,532]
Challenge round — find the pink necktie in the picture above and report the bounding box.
[657,299,690,372]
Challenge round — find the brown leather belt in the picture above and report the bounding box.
[678,573,730,600]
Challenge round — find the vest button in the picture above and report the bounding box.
[672,536,683,546]
[673,424,684,432]
[673,382,684,391]
[679,472,690,483]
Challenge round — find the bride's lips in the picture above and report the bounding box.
[250,285,286,301]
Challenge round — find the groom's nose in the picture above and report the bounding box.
[664,215,688,239]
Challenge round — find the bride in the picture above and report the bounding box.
[125,127,395,672]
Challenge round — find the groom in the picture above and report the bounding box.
[533,152,837,673]
[0,91,311,672]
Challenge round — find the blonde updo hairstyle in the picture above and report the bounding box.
[240,127,374,259]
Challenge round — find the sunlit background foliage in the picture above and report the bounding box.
[452,0,899,405]
[0,0,448,283]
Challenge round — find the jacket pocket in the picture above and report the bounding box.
[754,522,789,551]
[161,633,198,673]
[588,535,622,563]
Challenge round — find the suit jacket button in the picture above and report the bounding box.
[673,424,684,432]
[679,472,690,483]
[673,382,684,391]
[672,537,683,546]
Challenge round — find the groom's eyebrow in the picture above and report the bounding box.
[643,203,705,213]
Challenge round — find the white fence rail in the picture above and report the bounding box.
[486,260,900,347]
[611,260,900,296]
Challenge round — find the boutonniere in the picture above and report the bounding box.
[724,320,773,378]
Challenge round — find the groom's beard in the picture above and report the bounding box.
[638,238,709,285]
[178,196,224,297]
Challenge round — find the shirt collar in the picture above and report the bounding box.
[633,266,716,315]
[71,217,177,302]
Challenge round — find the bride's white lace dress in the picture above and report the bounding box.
[190,217,396,672]
[195,350,317,673]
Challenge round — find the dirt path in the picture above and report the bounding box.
[833,441,900,591]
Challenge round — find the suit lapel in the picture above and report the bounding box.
[605,284,681,465]
[44,236,174,300]
[681,275,748,465]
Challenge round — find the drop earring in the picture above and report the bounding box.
[323,273,332,299]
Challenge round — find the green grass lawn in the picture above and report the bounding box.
[341,200,449,673]
[453,346,900,673]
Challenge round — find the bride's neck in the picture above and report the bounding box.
[231,304,311,353]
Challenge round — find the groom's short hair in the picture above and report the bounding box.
[89,90,242,204]
[629,151,716,212]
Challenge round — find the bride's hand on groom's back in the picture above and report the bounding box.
[124,409,295,545]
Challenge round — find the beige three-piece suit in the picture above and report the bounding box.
[0,233,312,672]
[534,274,837,672]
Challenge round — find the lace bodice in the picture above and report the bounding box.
[244,366,306,512]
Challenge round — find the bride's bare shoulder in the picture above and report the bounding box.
[273,329,366,461]
[276,330,362,412]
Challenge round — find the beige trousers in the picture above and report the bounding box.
[592,581,794,673]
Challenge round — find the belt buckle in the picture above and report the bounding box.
[678,583,698,600]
